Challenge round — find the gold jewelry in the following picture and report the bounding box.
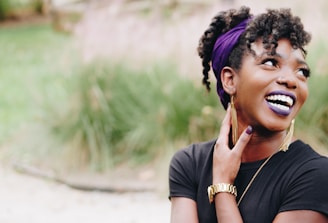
[279,119,295,152]
[237,154,273,206]
[237,123,294,206]
[231,95,238,145]
[208,183,237,203]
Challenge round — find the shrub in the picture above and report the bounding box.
[297,75,328,147]
[0,0,10,19]
[49,59,328,170]
[50,61,221,170]
[0,0,43,20]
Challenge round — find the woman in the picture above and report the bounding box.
[169,6,328,223]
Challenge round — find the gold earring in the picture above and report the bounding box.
[279,119,295,152]
[231,95,238,145]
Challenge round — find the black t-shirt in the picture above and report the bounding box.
[169,139,328,223]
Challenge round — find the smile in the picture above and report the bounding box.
[265,92,296,116]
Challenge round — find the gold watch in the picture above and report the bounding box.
[207,183,237,203]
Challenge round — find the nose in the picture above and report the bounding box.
[276,72,297,89]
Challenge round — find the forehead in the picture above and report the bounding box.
[250,38,305,60]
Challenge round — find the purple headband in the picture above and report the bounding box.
[211,18,250,109]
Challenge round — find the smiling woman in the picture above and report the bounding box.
[233,38,309,134]
[169,6,328,223]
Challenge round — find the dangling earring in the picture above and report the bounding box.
[231,95,238,145]
[279,119,295,152]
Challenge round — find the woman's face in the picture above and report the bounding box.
[234,38,309,133]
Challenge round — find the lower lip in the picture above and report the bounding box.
[266,101,292,116]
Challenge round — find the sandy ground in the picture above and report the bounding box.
[0,166,170,223]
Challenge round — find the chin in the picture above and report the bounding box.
[255,119,291,133]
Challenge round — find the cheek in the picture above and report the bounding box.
[298,83,309,106]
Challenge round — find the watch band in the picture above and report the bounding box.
[207,183,237,203]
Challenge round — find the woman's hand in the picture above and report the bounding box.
[212,105,253,184]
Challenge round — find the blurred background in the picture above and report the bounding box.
[1,0,328,222]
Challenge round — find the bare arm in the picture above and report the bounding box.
[170,197,198,223]
[213,106,328,222]
[213,193,243,223]
[170,190,328,223]
[169,106,250,223]
[212,105,252,223]
[273,210,328,223]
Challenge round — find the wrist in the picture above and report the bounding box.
[213,177,234,185]
[207,183,237,203]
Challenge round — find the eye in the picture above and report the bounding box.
[297,68,311,78]
[262,58,278,67]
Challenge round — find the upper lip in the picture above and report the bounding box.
[265,91,296,107]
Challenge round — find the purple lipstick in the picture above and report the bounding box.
[265,91,296,116]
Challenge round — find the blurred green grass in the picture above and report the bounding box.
[49,61,222,170]
[0,22,222,170]
[1,18,328,172]
[0,23,75,143]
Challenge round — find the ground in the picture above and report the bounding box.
[0,165,170,223]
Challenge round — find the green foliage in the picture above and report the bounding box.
[307,39,328,76]
[51,59,328,169]
[2,18,328,171]
[297,75,328,146]
[0,23,75,143]
[0,0,10,19]
[50,61,221,169]
[0,0,43,19]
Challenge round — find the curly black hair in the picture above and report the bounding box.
[197,6,311,97]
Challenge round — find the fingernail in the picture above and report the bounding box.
[246,126,253,135]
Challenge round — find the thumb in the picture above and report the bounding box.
[233,126,253,156]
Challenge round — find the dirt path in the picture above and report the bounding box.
[0,166,170,223]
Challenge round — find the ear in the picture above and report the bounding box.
[220,66,237,95]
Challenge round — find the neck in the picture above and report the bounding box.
[240,130,288,162]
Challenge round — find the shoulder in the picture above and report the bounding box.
[284,140,328,178]
[288,140,328,166]
[169,139,216,178]
[169,139,216,200]
[278,140,328,216]
[170,139,216,165]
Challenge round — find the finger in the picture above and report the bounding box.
[216,105,232,145]
[233,126,253,156]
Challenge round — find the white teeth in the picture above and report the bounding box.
[266,94,294,107]
[267,102,290,111]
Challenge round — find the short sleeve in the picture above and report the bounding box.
[279,156,328,216]
[169,148,197,201]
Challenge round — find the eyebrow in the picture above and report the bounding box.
[256,52,309,67]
